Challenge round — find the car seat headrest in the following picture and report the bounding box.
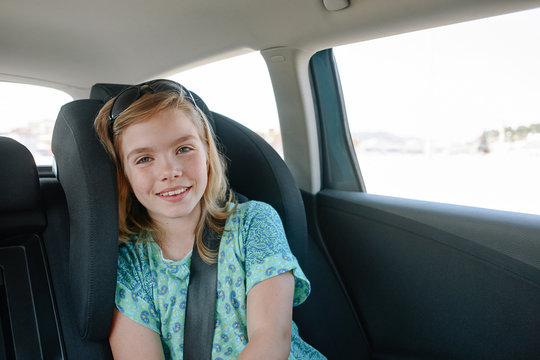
[51,100,118,340]
[90,83,216,129]
[0,136,45,235]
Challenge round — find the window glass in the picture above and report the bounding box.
[168,52,282,156]
[0,82,72,166]
[334,7,540,215]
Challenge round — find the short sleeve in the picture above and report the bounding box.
[243,202,311,307]
[116,243,161,333]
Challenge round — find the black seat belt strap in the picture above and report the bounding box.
[183,226,219,360]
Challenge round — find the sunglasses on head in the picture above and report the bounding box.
[108,79,197,137]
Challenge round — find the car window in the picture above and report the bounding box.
[168,52,282,157]
[0,82,72,166]
[334,7,540,215]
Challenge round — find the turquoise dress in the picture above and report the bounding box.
[116,200,326,359]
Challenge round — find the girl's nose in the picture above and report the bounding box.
[161,158,182,181]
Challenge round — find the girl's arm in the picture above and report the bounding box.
[238,271,295,360]
[109,309,165,360]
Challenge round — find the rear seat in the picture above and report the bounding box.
[0,135,114,359]
[0,136,62,358]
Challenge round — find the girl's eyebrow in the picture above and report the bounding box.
[173,135,198,145]
[125,135,198,161]
[125,146,154,162]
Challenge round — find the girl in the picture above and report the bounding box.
[94,79,326,359]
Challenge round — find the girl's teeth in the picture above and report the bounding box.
[159,188,187,196]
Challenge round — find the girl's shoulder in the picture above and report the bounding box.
[119,237,152,259]
[225,200,283,236]
[222,200,281,253]
[231,200,278,221]
[117,238,160,277]
[224,200,285,249]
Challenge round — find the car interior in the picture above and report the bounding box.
[1,0,540,359]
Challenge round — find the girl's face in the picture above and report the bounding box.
[120,108,208,227]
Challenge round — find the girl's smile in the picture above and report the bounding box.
[120,108,208,228]
[156,186,190,198]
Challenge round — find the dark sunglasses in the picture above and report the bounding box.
[108,79,197,137]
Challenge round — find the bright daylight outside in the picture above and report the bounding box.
[334,7,540,215]
[0,84,72,166]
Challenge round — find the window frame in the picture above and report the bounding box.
[309,49,364,192]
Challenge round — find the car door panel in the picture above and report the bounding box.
[316,189,540,359]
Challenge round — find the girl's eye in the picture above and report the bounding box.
[177,146,192,154]
[136,156,152,164]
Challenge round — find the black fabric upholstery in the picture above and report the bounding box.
[40,177,114,358]
[0,137,63,358]
[0,136,45,235]
[212,113,308,263]
[51,100,118,340]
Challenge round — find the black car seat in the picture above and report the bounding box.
[50,83,310,356]
[0,137,63,358]
[51,83,367,359]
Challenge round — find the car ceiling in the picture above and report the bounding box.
[1,0,539,98]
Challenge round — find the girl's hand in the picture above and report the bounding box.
[109,309,165,360]
[238,271,295,360]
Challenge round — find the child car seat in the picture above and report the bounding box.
[50,83,309,347]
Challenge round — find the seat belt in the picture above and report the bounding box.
[183,226,219,360]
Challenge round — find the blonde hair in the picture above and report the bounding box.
[94,87,236,263]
